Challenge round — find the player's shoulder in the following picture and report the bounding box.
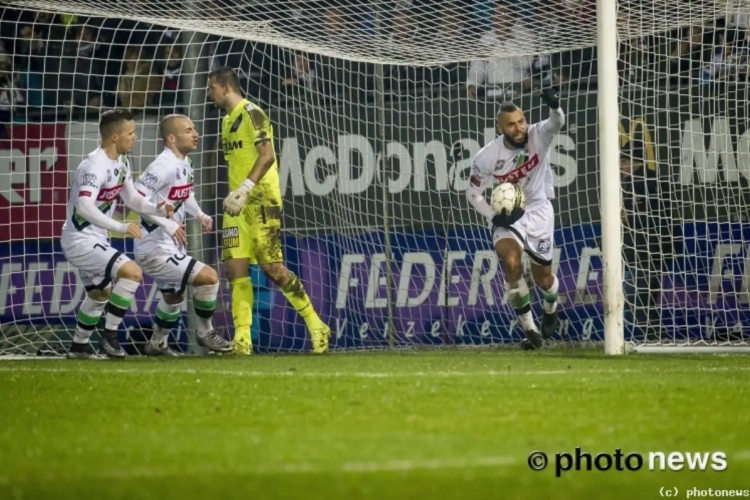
[472,138,503,168]
[79,148,108,173]
[242,99,271,129]
[140,151,175,179]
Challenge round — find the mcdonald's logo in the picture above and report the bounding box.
[619,117,657,171]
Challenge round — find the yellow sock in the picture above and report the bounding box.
[280,273,320,327]
[230,277,253,341]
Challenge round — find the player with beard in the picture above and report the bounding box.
[467,89,565,349]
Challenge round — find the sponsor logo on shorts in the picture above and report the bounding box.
[537,237,552,254]
[222,226,240,249]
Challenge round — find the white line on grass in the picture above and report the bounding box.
[3,452,750,485]
[0,455,518,485]
[0,365,749,378]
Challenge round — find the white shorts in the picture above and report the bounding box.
[493,200,555,266]
[61,239,131,291]
[134,246,205,295]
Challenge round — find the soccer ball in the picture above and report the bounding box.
[491,182,526,214]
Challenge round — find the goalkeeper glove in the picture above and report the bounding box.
[540,87,560,110]
[223,179,255,216]
[492,206,524,228]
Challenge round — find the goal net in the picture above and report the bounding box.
[0,0,748,356]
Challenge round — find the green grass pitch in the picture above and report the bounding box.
[0,350,748,500]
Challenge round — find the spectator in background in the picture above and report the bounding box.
[670,22,711,84]
[466,2,535,99]
[157,43,183,112]
[117,45,160,112]
[15,22,63,115]
[0,52,25,130]
[59,24,110,117]
[282,51,317,91]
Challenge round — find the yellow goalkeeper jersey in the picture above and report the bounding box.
[221,98,279,195]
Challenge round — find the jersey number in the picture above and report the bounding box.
[167,254,188,266]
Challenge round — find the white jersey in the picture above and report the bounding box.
[61,148,132,246]
[469,108,565,211]
[133,148,194,252]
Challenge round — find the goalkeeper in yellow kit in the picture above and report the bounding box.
[207,66,330,354]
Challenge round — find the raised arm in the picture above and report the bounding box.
[537,88,565,149]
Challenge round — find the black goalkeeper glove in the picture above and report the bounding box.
[492,206,524,229]
[540,87,560,110]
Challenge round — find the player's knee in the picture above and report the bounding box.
[88,287,110,301]
[501,253,522,278]
[193,266,219,287]
[118,262,143,282]
[224,259,248,282]
[162,292,185,305]
[259,263,288,285]
[533,268,554,289]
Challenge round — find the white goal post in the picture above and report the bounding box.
[0,0,749,356]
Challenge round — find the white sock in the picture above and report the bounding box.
[73,297,107,343]
[507,279,536,332]
[152,298,182,346]
[540,275,559,314]
[193,283,219,336]
[104,279,139,331]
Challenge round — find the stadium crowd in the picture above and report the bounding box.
[0,1,748,130]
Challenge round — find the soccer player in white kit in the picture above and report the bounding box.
[467,89,564,349]
[133,114,232,356]
[62,109,174,359]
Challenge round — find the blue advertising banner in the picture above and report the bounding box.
[0,238,190,352]
[2,222,748,352]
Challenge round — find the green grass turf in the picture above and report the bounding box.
[0,350,749,500]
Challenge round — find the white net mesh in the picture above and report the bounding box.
[0,0,748,355]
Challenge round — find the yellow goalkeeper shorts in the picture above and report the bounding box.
[221,202,283,265]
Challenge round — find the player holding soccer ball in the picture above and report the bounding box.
[207,66,331,355]
[62,109,175,359]
[133,114,232,356]
[467,88,565,349]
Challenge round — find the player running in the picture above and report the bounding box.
[133,114,232,356]
[62,109,174,359]
[467,89,564,349]
[207,66,331,355]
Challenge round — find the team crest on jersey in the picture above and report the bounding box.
[495,159,505,170]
